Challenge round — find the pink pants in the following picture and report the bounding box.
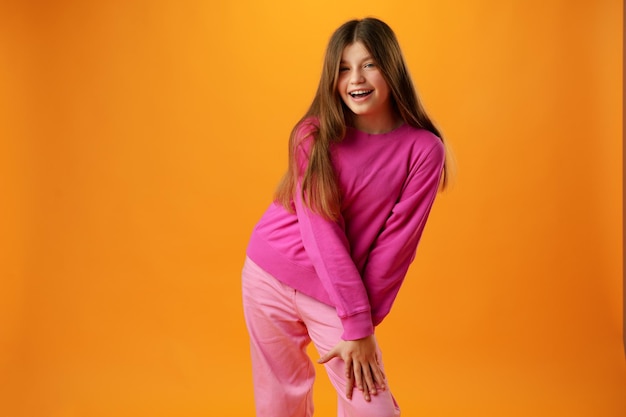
[242,257,401,417]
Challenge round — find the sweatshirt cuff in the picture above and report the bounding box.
[340,310,374,340]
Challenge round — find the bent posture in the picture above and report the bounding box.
[242,17,450,417]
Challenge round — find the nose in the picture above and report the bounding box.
[349,69,365,84]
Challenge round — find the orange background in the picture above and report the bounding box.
[0,1,624,416]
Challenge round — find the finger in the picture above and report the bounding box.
[356,364,371,402]
[376,352,387,380]
[352,361,363,391]
[317,348,337,364]
[361,363,377,396]
[370,362,386,391]
[345,369,355,400]
[343,358,354,385]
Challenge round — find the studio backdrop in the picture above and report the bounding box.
[0,1,623,416]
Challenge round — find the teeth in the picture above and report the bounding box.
[350,90,372,97]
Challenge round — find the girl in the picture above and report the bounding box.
[242,17,449,417]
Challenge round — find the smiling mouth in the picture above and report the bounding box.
[349,90,373,98]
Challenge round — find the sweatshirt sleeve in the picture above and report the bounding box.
[293,125,373,341]
[363,138,445,327]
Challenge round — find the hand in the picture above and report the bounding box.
[317,334,386,402]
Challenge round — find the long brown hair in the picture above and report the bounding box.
[275,17,450,220]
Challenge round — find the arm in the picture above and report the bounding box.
[364,139,445,326]
[296,190,387,401]
[292,127,373,340]
[293,124,385,400]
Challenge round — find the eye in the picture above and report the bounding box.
[339,67,349,72]
[364,62,376,69]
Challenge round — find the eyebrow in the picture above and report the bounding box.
[339,55,374,64]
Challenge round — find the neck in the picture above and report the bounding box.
[352,111,402,134]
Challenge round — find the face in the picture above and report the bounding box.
[336,41,394,131]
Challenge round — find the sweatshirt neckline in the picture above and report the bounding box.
[347,123,409,137]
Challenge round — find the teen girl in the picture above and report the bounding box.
[242,17,449,417]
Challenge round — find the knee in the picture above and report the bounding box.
[357,408,398,417]
[345,396,399,417]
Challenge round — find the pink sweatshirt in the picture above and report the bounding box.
[247,118,445,340]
